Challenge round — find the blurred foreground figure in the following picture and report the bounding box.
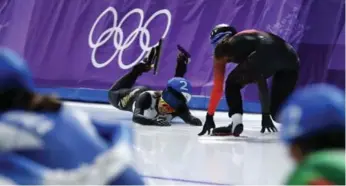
[0,48,144,185]
[279,84,345,185]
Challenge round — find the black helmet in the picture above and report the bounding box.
[210,24,237,44]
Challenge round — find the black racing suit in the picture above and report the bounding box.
[215,29,299,121]
[108,54,201,126]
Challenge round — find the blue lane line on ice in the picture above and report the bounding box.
[142,175,231,185]
[36,87,261,113]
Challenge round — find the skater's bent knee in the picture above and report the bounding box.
[108,91,121,108]
[225,78,242,91]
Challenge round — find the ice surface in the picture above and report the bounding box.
[65,101,294,185]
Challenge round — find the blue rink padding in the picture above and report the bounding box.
[35,87,261,113]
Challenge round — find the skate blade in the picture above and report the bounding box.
[211,133,234,136]
[198,133,279,143]
[153,39,163,75]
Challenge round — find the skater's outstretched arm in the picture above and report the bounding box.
[132,93,170,126]
[198,57,227,136]
[207,58,227,115]
[175,105,202,126]
[174,46,191,77]
[257,77,270,115]
[257,77,277,133]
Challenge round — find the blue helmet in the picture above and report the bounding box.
[278,84,345,145]
[162,77,192,109]
[210,24,237,48]
[0,48,34,91]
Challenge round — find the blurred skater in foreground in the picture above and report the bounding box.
[199,24,300,136]
[0,48,144,185]
[108,43,202,127]
[279,84,345,185]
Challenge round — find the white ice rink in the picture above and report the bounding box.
[65,101,294,185]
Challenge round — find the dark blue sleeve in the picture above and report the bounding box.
[92,119,134,146]
[108,166,145,185]
[93,120,119,144]
[0,153,46,185]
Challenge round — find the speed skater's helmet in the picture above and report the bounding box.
[278,83,345,145]
[161,77,192,109]
[210,24,237,47]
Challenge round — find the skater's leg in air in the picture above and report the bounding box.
[109,49,156,92]
[108,64,150,109]
[170,46,202,126]
[108,49,155,110]
[109,70,142,92]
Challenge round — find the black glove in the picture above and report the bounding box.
[198,114,216,136]
[175,53,189,77]
[155,116,171,127]
[260,114,278,133]
[188,116,202,126]
[177,52,190,65]
[174,45,191,77]
[177,45,191,62]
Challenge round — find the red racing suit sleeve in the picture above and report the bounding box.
[207,62,226,115]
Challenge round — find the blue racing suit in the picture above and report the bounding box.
[0,105,144,185]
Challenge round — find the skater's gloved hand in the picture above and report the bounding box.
[260,114,278,133]
[177,52,190,65]
[198,114,216,136]
[175,45,191,77]
[155,117,171,127]
[177,45,191,64]
[175,53,189,77]
[188,116,202,126]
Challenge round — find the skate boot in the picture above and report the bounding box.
[133,39,163,75]
[211,123,244,136]
[132,47,157,74]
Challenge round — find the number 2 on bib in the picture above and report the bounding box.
[179,80,188,91]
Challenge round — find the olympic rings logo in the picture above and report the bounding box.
[88,7,172,69]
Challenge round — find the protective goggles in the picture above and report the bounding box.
[159,98,176,113]
[210,31,234,48]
